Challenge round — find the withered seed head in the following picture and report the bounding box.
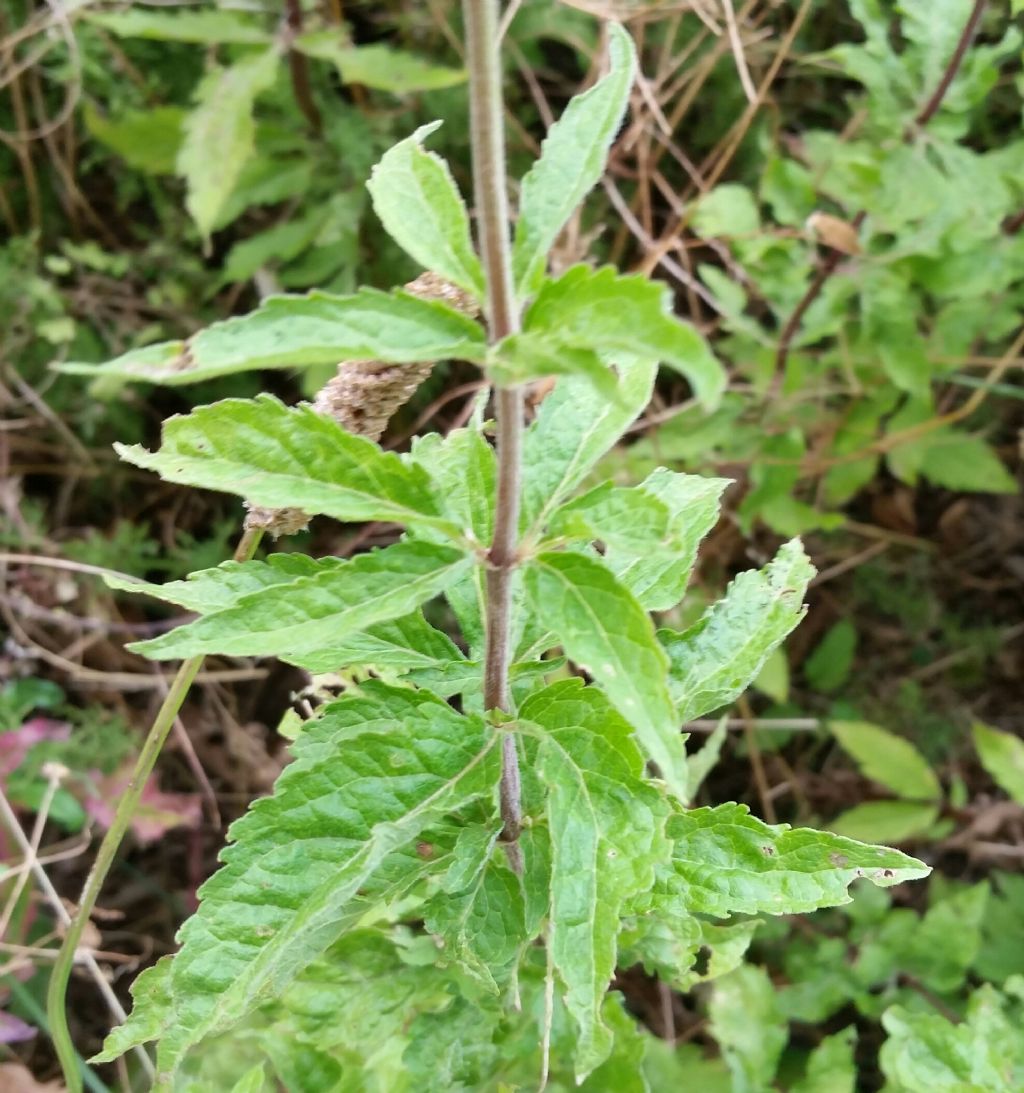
[243,274,481,537]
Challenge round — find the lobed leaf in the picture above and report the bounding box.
[114,394,460,534]
[61,288,486,384]
[512,24,636,296]
[127,540,470,662]
[522,681,670,1078]
[177,48,280,239]
[660,539,815,723]
[524,552,688,799]
[661,802,930,918]
[367,123,484,297]
[96,683,500,1083]
[518,265,725,409]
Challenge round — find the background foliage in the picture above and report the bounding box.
[1,0,1022,1089]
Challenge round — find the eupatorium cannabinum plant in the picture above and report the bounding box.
[51,8,928,1091]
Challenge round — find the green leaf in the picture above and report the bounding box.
[901,431,1018,494]
[753,648,789,704]
[61,287,486,384]
[643,1040,732,1092]
[805,619,858,694]
[96,684,499,1080]
[661,802,930,917]
[791,1028,857,1093]
[408,426,497,658]
[85,9,272,43]
[404,993,502,1091]
[604,469,728,610]
[660,540,815,723]
[521,355,658,532]
[367,123,483,297]
[0,679,63,728]
[975,873,1024,986]
[486,334,618,396]
[880,980,1024,1092]
[244,929,493,1090]
[120,555,472,682]
[177,48,280,239]
[546,482,671,552]
[831,721,941,800]
[83,104,185,175]
[761,156,817,226]
[113,395,460,533]
[972,721,1024,806]
[127,541,469,662]
[518,266,725,410]
[295,35,466,93]
[112,590,470,684]
[524,552,688,799]
[96,956,174,1064]
[512,23,636,296]
[708,966,787,1093]
[220,209,327,285]
[907,883,989,994]
[621,913,756,993]
[524,681,670,1078]
[691,184,761,237]
[228,1065,267,1093]
[409,426,496,546]
[106,553,323,612]
[886,406,1018,494]
[577,999,650,1093]
[828,800,940,844]
[323,612,471,688]
[423,826,525,990]
[686,717,729,799]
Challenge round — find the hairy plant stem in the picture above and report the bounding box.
[462,0,524,869]
[48,527,264,1093]
[912,0,986,129]
[283,0,323,137]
